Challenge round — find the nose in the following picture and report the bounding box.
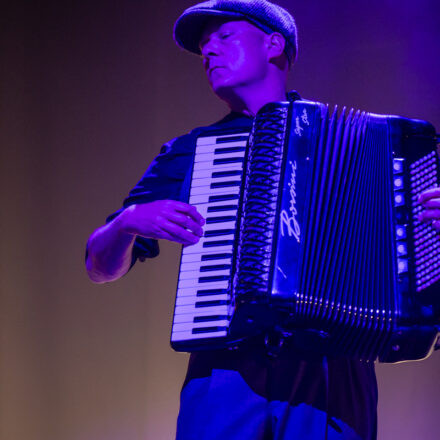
[200,36,220,58]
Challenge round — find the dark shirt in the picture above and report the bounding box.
[106,92,301,265]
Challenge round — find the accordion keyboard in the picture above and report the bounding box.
[171,131,249,344]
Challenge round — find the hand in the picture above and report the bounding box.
[418,187,440,231]
[120,200,205,246]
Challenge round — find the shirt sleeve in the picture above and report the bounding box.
[106,133,195,265]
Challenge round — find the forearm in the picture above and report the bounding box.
[86,211,137,283]
[86,200,204,283]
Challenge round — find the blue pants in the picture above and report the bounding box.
[176,341,377,440]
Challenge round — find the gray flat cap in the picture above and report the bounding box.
[173,0,298,64]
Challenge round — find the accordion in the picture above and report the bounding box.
[171,100,440,362]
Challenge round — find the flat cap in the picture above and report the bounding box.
[173,0,298,64]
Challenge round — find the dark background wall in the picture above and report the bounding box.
[1,1,439,439]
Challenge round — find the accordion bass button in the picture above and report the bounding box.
[397,258,408,274]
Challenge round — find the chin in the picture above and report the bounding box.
[210,78,244,96]
[211,83,236,101]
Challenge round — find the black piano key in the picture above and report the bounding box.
[204,229,236,238]
[207,204,238,213]
[216,135,248,144]
[200,264,231,272]
[203,240,235,248]
[213,157,244,165]
[214,146,246,154]
[201,253,233,261]
[206,215,236,224]
[197,288,229,296]
[210,180,241,189]
[193,326,228,334]
[198,275,230,283]
[208,194,239,203]
[195,300,230,308]
[194,315,229,323]
[212,170,242,178]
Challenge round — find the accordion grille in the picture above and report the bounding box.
[234,104,289,300]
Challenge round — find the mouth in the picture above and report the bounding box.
[208,66,224,75]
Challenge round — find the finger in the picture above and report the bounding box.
[418,208,440,223]
[173,203,205,226]
[418,186,440,204]
[134,222,189,244]
[421,198,440,209]
[166,211,204,237]
[159,220,201,245]
[157,227,195,246]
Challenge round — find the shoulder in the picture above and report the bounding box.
[160,112,253,156]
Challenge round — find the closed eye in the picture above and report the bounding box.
[220,32,232,40]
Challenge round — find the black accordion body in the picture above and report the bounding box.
[171,100,440,363]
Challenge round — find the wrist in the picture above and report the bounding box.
[114,206,137,238]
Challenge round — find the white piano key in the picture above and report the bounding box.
[196,137,217,146]
[184,244,234,256]
[190,194,239,204]
[174,304,230,316]
[191,185,241,196]
[179,259,232,272]
[171,329,228,341]
[178,278,229,289]
[204,221,236,232]
[172,310,232,324]
[179,261,201,272]
[196,133,249,146]
[180,263,232,275]
[189,194,210,204]
[192,162,243,174]
[198,209,238,221]
[176,287,229,299]
[194,151,245,163]
[193,199,238,212]
[182,236,235,254]
[180,251,233,264]
[172,320,230,332]
[178,276,231,289]
[191,169,215,180]
[193,160,244,172]
[183,234,235,248]
[197,137,247,146]
[178,268,231,281]
[191,174,242,186]
[182,236,235,255]
[176,294,230,306]
[176,280,229,295]
[209,175,243,183]
[195,143,247,155]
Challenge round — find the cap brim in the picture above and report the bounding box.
[173,10,246,55]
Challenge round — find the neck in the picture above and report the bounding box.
[219,79,287,117]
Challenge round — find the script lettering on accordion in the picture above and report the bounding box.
[280,160,300,243]
[294,108,310,137]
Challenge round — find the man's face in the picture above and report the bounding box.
[199,18,270,96]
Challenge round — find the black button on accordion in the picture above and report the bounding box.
[171,100,440,362]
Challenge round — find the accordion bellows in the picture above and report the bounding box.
[172,100,440,363]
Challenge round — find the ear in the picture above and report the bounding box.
[266,32,286,60]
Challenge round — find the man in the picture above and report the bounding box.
[86,1,440,439]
